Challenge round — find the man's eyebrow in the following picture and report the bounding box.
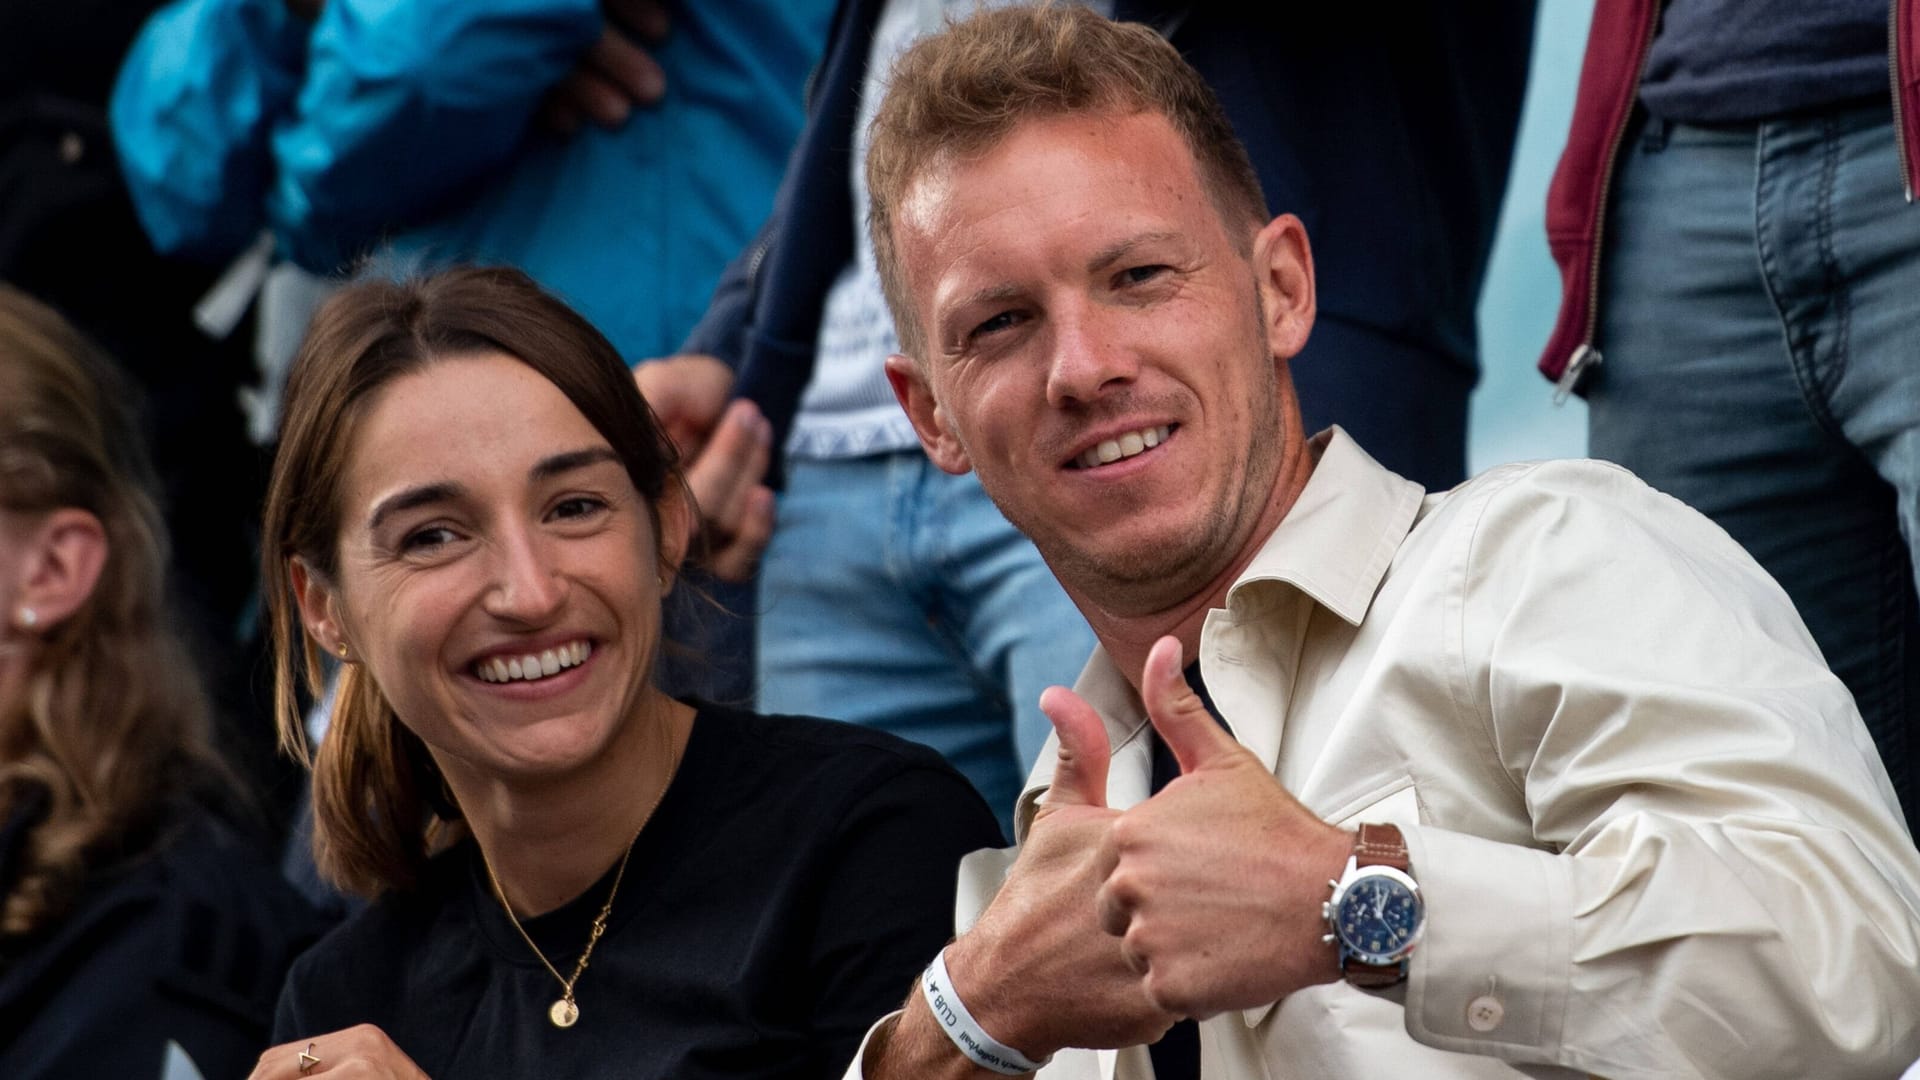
[1087,231,1182,274]
[368,482,462,532]
[531,446,622,483]
[949,282,1024,316]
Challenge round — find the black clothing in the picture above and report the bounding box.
[0,805,332,1079]
[1142,665,1230,1080]
[274,702,1002,1078]
[1641,0,1889,123]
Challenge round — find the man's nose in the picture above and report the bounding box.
[482,527,568,624]
[1044,304,1139,407]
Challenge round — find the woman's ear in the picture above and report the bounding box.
[290,556,349,660]
[9,509,108,633]
[657,483,694,591]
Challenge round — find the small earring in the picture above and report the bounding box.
[337,642,350,661]
[17,607,38,629]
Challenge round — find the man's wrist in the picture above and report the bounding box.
[941,931,1054,1061]
[867,985,1005,1080]
[1304,826,1356,987]
[920,948,1050,1074]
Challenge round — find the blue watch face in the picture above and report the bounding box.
[1335,875,1423,965]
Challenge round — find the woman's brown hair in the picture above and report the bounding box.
[262,266,681,898]
[0,286,224,939]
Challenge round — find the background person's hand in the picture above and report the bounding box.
[539,0,671,133]
[634,356,774,582]
[1091,636,1352,1018]
[681,399,775,582]
[248,1025,431,1079]
[635,354,734,460]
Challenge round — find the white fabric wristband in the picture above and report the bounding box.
[919,947,1049,1075]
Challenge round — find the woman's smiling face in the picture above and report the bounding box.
[296,351,684,791]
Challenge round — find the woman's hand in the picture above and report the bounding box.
[249,1025,431,1079]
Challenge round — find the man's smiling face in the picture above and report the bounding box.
[886,107,1314,617]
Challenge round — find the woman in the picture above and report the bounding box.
[0,286,328,1077]
[253,267,1002,1078]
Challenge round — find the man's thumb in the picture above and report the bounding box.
[1038,686,1111,809]
[1142,636,1238,775]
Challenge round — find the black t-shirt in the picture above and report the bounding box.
[273,702,1003,1078]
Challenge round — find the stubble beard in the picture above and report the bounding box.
[1003,339,1286,619]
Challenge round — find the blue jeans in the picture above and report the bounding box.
[1590,104,1920,833]
[757,452,1097,838]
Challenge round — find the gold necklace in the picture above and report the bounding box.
[480,737,681,1029]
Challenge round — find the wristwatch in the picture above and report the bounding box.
[1320,823,1425,988]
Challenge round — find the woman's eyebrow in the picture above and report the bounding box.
[367,482,462,532]
[363,448,618,531]
[531,446,621,483]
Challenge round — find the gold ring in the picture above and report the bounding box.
[298,1042,320,1074]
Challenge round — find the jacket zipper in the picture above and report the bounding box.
[1556,4,1661,405]
[1892,0,1915,202]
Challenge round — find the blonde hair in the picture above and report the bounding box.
[865,3,1267,359]
[262,267,682,898]
[0,286,224,940]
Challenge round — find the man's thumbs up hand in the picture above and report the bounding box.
[1137,635,1238,774]
[1096,637,1354,1018]
[1038,684,1111,810]
[934,682,1176,1061]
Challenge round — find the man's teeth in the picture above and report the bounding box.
[1075,425,1169,469]
[476,640,593,683]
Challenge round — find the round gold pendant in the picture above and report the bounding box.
[549,999,579,1028]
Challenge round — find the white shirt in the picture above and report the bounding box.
[848,428,1920,1079]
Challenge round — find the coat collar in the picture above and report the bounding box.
[1014,426,1425,825]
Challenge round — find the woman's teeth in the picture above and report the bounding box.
[476,640,592,683]
[1074,425,1169,469]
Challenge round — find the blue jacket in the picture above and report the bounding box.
[681,1,1534,457]
[110,0,833,362]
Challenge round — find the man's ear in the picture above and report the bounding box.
[884,353,973,475]
[1252,214,1316,362]
[289,556,348,659]
[11,509,108,631]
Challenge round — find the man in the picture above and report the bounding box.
[846,7,1920,1078]
[640,0,1532,833]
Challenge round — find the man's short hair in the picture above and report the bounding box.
[866,3,1268,360]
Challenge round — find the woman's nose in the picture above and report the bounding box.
[481,529,567,624]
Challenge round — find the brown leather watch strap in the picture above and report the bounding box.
[1353,822,1410,871]
[1343,957,1407,989]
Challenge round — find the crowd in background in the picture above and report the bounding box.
[2,0,1918,1077]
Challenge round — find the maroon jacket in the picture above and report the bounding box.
[1538,0,1920,396]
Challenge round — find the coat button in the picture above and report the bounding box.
[1466,994,1505,1033]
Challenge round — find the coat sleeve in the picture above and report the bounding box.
[109,0,308,262]
[1401,461,1920,1078]
[111,0,601,272]
[676,211,774,370]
